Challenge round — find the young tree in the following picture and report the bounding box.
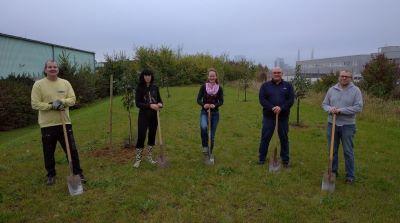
[121,63,138,148]
[292,64,311,125]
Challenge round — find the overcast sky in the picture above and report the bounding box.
[1,0,399,67]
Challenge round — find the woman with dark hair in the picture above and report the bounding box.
[197,68,224,164]
[133,69,163,168]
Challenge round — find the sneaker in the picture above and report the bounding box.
[257,160,265,165]
[46,176,55,186]
[202,147,208,155]
[146,146,157,165]
[133,148,143,168]
[79,174,86,183]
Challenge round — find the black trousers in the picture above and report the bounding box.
[258,115,290,163]
[41,124,83,177]
[136,110,158,148]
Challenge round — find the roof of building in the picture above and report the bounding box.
[0,33,95,55]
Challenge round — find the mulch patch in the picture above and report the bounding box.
[89,145,147,164]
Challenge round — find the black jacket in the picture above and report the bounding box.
[197,84,224,112]
[259,80,294,118]
[135,85,163,111]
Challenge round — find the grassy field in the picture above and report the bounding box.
[0,86,399,222]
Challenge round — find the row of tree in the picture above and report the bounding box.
[1,45,398,131]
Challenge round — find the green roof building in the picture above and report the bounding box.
[0,33,95,78]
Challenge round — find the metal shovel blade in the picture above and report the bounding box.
[67,175,83,196]
[157,154,169,168]
[204,154,215,165]
[321,172,336,193]
[268,148,281,173]
[157,145,169,168]
[268,158,281,172]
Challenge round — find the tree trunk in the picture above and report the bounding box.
[296,98,300,125]
[165,76,171,98]
[244,83,247,102]
[237,81,240,101]
[109,74,113,149]
[128,106,132,147]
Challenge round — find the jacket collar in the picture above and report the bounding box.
[333,82,354,91]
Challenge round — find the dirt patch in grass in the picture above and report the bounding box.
[89,146,140,164]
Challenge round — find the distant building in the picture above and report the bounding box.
[0,33,95,78]
[274,57,294,77]
[372,46,400,64]
[296,46,400,79]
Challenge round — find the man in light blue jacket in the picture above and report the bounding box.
[322,70,363,184]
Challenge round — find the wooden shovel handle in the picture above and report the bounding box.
[328,114,336,174]
[157,110,163,146]
[60,110,74,175]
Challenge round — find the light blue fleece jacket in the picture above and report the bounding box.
[322,82,363,126]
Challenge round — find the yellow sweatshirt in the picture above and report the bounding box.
[31,77,76,128]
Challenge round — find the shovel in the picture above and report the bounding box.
[321,114,337,193]
[268,113,281,172]
[156,110,169,168]
[60,110,83,196]
[205,109,215,165]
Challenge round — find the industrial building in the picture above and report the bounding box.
[296,46,400,78]
[0,33,95,78]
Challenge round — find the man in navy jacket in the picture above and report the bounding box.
[258,67,295,167]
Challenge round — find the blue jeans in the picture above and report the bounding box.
[200,110,219,153]
[327,123,356,180]
[258,115,290,163]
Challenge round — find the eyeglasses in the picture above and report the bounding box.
[340,75,352,79]
[273,72,282,74]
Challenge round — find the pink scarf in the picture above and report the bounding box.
[206,82,219,95]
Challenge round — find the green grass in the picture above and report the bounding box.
[1,86,399,222]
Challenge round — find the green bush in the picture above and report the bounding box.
[361,54,400,98]
[57,52,99,107]
[0,75,36,131]
[312,72,338,93]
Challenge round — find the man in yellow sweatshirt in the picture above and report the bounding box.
[31,60,85,185]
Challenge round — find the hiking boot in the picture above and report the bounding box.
[46,176,55,186]
[133,148,143,168]
[146,146,157,165]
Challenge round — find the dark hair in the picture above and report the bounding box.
[138,69,155,86]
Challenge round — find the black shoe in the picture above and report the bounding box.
[345,178,354,184]
[257,160,265,165]
[282,162,290,168]
[46,176,55,186]
[79,174,87,183]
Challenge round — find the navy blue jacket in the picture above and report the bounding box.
[259,80,295,118]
